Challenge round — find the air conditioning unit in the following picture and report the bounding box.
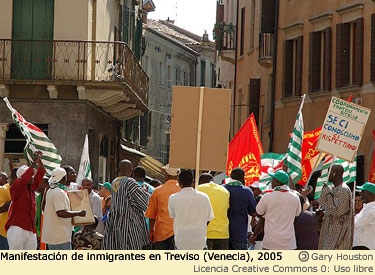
[353,97,362,105]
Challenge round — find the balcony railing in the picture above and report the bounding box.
[213,22,236,53]
[259,33,274,59]
[0,39,148,103]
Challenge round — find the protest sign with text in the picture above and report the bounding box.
[316,97,371,162]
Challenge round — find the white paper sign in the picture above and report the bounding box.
[316,97,371,162]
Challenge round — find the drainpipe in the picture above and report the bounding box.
[232,0,239,138]
[269,0,279,152]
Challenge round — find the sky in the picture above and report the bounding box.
[148,0,217,40]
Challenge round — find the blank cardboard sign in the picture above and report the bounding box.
[169,86,231,172]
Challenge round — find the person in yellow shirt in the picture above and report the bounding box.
[0,172,12,250]
[197,173,230,250]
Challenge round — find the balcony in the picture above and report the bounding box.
[258,33,274,68]
[0,39,149,120]
[213,22,236,64]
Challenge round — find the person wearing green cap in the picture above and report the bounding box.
[352,182,375,250]
[253,170,301,250]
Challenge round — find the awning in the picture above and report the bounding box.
[140,155,164,182]
[120,144,146,158]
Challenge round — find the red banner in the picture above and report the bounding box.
[299,127,322,185]
[369,130,375,183]
[226,114,264,186]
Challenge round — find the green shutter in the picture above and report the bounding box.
[122,5,130,44]
[12,0,54,80]
[135,17,142,60]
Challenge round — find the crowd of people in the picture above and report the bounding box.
[0,151,374,250]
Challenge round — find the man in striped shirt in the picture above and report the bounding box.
[102,160,150,250]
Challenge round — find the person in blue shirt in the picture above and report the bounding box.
[224,167,257,250]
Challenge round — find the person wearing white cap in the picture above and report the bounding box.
[42,167,87,250]
[5,151,46,250]
[145,164,181,249]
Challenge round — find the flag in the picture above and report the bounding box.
[76,134,92,185]
[299,127,322,185]
[369,131,375,183]
[226,113,264,186]
[259,153,285,190]
[3,97,62,175]
[286,95,306,183]
[314,156,357,199]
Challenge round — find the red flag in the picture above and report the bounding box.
[347,94,353,102]
[226,113,264,186]
[369,130,375,183]
[299,127,322,185]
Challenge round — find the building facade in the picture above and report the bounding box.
[221,0,375,180]
[142,19,215,163]
[0,0,149,182]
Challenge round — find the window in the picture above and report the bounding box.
[98,156,106,183]
[211,63,216,87]
[236,88,242,132]
[200,60,206,86]
[309,28,331,93]
[283,36,303,97]
[249,0,256,49]
[183,71,189,86]
[248,79,260,126]
[175,67,181,85]
[336,18,363,88]
[240,7,245,56]
[158,61,164,86]
[167,65,172,88]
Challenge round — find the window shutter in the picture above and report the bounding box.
[336,24,342,88]
[336,23,350,88]
[295,36,303,95]
[261,0,275,33]
[249,79,261,126]
[354,18,364,86]
[371,14,375,82]
[323,27,332,91]
[309,32,321,93]
[122,4,130,44]
[283,40,293,97]
[135,17,142,60]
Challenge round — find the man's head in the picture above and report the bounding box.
[297,192,305,211]
[133,166,146,183]
[99,182,111,198]
[118,159,133,177]
[162,164,180,181]
[355,192,363,213]
[295,184,304,193]
[81,178,94,194]
[178,170,194,188]
[62,165,77,184]
[357,182,375,204]
[37,176,50,194]
[198,173,213,185]
[250,181,262,198]
[269,170,289,189]
[230,167,245,184]
[0,172,8,186]
[49,167,67,186]
[328,164,344,186]
[10,168,17,185]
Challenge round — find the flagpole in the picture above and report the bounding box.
[325,155,336,186]
[194,87,204,188]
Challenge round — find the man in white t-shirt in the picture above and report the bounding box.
[81,178,104,234]
[168,170,214,250]
[255,170,301,250]
[42,167,86,250]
